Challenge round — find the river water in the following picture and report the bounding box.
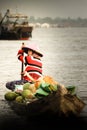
[0,27,87,95]
[0,27,87,128]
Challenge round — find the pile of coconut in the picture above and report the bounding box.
[4,76,63,103]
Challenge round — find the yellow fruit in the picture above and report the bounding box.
[28,84,36,93]
[35,78,45,89]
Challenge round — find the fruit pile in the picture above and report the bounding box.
[4,76,58,103]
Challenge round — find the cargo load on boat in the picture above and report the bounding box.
[4,76,85,117]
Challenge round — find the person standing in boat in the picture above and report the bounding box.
[6,43,43,91]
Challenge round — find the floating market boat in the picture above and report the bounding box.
[0,9,33,40]
[5,76,85,118]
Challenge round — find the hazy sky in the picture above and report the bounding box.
[0,0,87,18]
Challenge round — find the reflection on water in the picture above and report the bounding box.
[0,28,87,96]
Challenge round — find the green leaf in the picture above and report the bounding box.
[66,85,77,95]
[40,83,51,93]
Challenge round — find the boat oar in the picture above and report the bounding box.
[21,42,24,80]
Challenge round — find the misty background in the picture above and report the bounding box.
[0,0,87,27]
[0,0,87,19]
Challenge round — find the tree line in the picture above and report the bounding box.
[29,16,87,27]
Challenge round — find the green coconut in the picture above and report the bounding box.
[23,82,31,90]
[4,91,18,101]
[22,89,33,99]
[15,96,23,103]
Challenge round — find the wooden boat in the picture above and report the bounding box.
[7,85,85,118]
[0,9,33,40]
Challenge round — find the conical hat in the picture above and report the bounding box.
[22,43,43,57]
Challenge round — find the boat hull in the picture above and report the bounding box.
[7,88,85,118]
[0,26,33,40]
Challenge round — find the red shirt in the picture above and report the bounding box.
[17,50,42,81]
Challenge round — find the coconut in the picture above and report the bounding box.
[28,84,36,93]
[15,96,23,103]
[4,91,18,101]
[23,82,31,90]
[22,89,34,99]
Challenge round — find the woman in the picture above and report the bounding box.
[6,43,43,91]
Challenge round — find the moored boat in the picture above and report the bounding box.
[0,9,33,40]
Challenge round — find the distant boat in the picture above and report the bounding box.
[0,9,33,40]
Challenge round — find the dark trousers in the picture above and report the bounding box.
[6,80,28,91]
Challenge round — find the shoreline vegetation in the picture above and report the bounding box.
[29,16,87,28]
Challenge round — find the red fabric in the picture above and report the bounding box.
[25,56,42,67]
[25,66,42,74]
[23,73,41,81]
[17,49,42,82]
[17,50,24,62]
[17,50,23,55]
